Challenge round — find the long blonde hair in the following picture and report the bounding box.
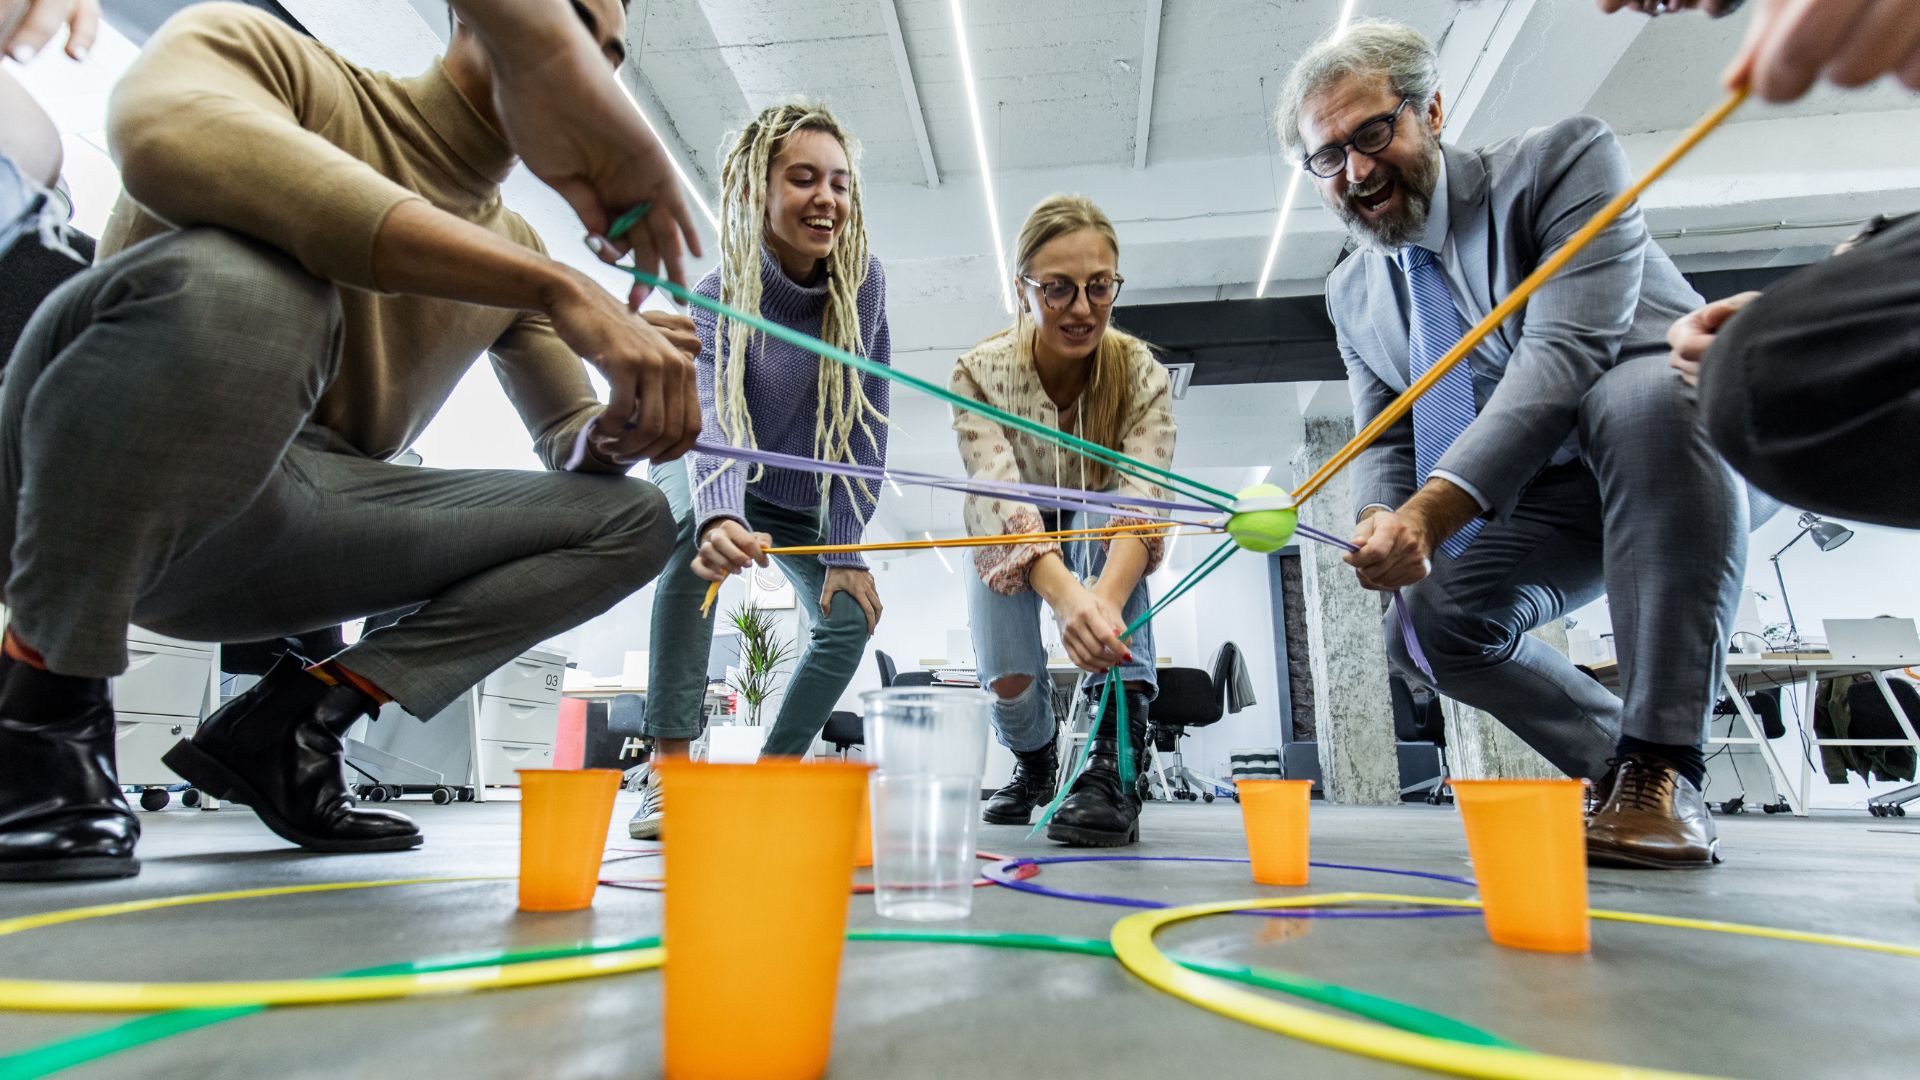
[713,102,883,501]
[992,193,1142,493]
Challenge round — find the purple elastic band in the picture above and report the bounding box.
[979,855,1477,920]
[694,441,1220,517]
[1293,523,1435,680]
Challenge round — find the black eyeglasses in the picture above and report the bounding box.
[1020,274,1124,311]
[1302,97,1414,179]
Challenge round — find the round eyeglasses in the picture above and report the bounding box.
[1302,97,1414,179]
[1020,275,1125,311]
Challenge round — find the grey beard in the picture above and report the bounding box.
[1341,188,1429,255]
[1329,142,1442,255]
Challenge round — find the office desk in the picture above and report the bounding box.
[1589,654,1920,816]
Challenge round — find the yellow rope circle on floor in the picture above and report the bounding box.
[1109,891,1920,1080]
[0,877,664,1012]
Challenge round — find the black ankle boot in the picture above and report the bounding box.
[982,741,1059,825]
[1047,689,1150,847]
[162,654,420,852]
[0,653,140,880]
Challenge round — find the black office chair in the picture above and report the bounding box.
[875,650,899,688]
[1390,674,1450,804]
[891,671,935,688]
[1143,643,1247,802]
[823,710,865,759]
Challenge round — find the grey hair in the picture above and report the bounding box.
[1275,19,1441,160]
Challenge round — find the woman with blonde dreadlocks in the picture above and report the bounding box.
[954,194,1176,847]
[629,102,890,839]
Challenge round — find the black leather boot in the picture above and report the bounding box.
[162,654,420,852]
[0,653,140,880]
[1047,688,1150,847]
[982,741,1059,825]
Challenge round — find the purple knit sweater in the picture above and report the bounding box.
[689,246,891,569]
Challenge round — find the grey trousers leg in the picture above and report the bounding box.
[1384,354,1745,778]
[1,228,675,718]
[1701,214,1920,529]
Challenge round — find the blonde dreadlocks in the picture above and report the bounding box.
[711,102,885,504]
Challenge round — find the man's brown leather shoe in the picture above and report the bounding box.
[1585,753,1722,869]
[1585,762,1619,817]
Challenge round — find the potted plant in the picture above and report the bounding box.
[726,601,795,728]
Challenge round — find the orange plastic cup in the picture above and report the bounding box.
[852,779,874,870]
[660,760,869,1080]
[1237,779,1311,885]
[1451,778,1590,954]
[516,768,621,913]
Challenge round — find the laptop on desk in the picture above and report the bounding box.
[1821,618,1920,663]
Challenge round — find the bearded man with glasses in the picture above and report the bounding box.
[1277,20,1747,869]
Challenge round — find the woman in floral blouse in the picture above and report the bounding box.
[949,193,1177,847]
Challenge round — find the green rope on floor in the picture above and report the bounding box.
[615,265,1236,510]
[0,927,1523,1078]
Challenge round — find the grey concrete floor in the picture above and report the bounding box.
[0,796,1916,1079]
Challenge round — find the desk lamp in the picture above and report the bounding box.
[1770,512,1854,648]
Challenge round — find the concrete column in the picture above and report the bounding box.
[1440,623,1564,780]
[1294,416,1401,805]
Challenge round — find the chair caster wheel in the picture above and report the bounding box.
[139,788,170,811]
[431,786,454,804]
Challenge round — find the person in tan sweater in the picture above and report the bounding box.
[0,0,698,880]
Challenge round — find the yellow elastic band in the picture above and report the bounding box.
[1110,891,1918,1080]
[0,877,668,1012]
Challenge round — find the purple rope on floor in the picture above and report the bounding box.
[979,855,1477,919]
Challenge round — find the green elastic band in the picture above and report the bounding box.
[617,265,1235,510]
[1028,536,1242,837]
[1124,537,1240,639]
[0,929,1521,1077]
[606,201,651,239]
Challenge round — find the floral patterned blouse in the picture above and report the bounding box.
[949,330,1178,595]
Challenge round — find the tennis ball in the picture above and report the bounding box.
[1226,483,1298,553]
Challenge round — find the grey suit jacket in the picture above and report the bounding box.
[1326,115,1702,522]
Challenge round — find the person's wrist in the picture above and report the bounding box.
[535,263,591,319]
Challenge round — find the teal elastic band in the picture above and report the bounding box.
[612,263,1235,510]
[606,201,651,239]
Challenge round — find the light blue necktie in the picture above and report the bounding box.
[1399,244,1482,558]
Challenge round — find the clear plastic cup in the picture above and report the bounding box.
[861,687,992,921]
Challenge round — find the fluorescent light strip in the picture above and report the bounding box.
[947,0,1014,314]
[887,477,905,498]
[925,532,955,574]
[1253,0,1359,299]
[614,79,720,231]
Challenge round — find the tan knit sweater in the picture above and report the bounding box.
[950,329,1176,595]
[98,3,610,471]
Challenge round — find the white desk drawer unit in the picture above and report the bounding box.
[476,695,560,746]
[116,713,200,787]
[114,640,213,720]
[113,628,216,791]
[477,739,554,783]
[482,652,566,707]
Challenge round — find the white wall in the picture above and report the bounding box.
[1165,550,1289,781]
